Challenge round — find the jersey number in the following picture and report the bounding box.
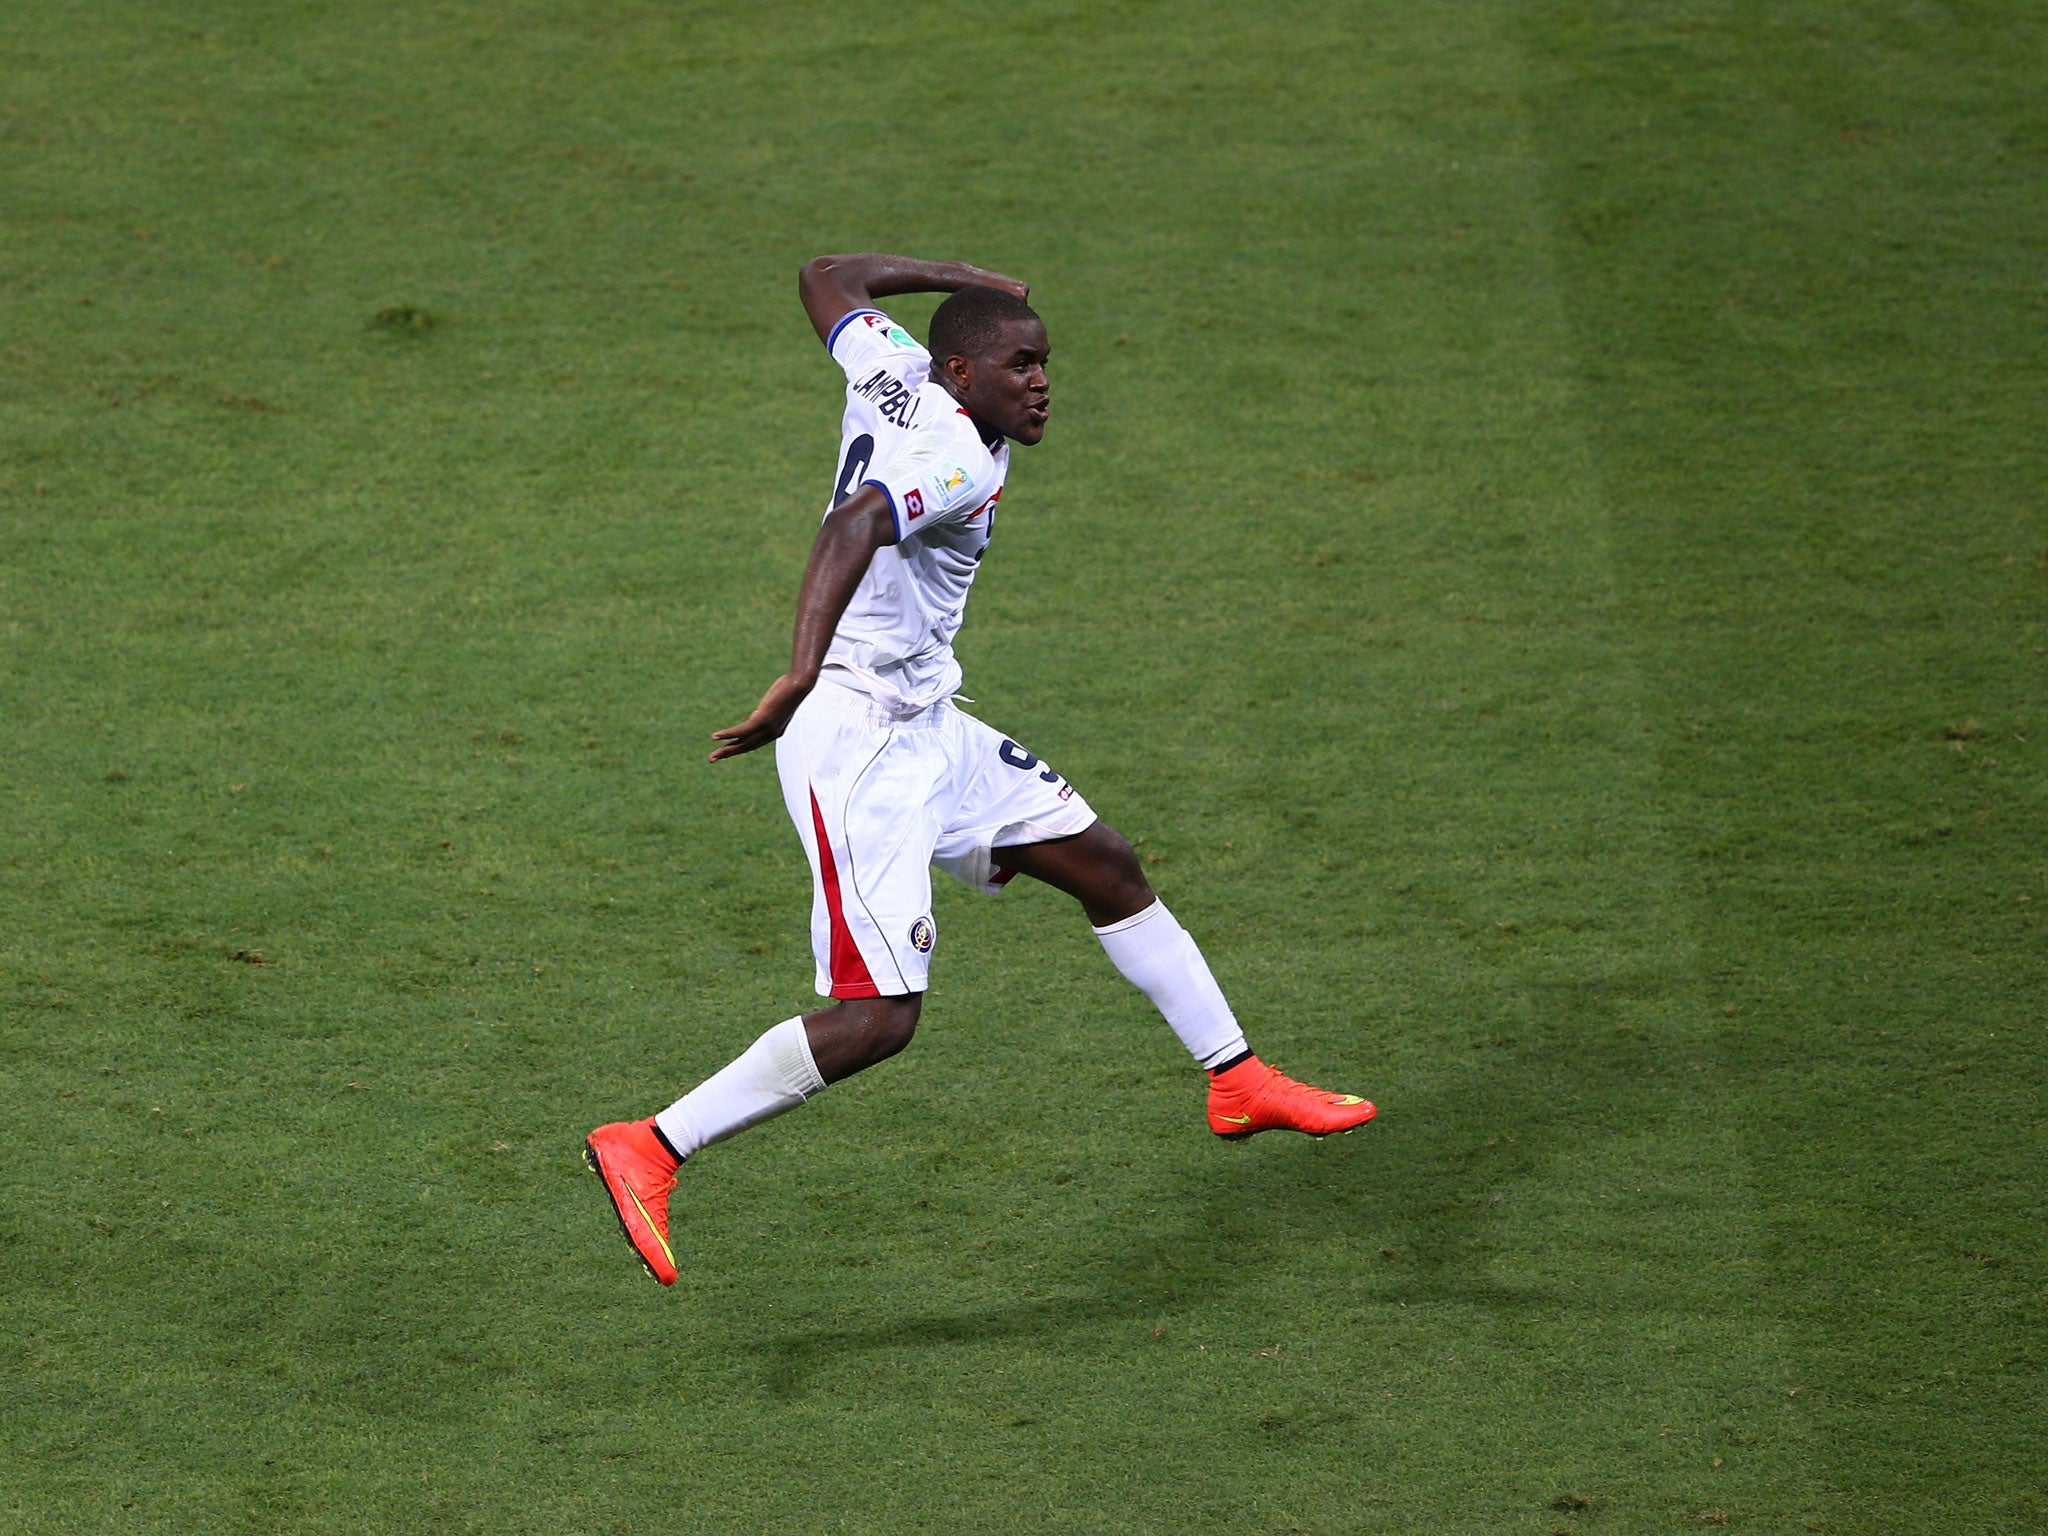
[1000,739,1063,785]
[832,433,875,508]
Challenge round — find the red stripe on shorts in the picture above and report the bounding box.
[809,788,880,998]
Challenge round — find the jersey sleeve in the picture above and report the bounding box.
[826,307,931,384]
[863,428,999,543]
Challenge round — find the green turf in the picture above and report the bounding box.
[3,1,2042,1531]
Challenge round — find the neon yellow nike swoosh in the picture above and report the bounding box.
[1332,1095,1365,1106]
[1218,1112,1252,1125]
[622,1182,675,1268]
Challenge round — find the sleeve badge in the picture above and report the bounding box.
[928,464,971,504]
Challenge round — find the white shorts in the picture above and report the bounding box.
[776,675,1097,998]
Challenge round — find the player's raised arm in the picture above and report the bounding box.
[707,484,899,762]
[797,252,1029,346]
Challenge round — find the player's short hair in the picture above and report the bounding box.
[928,285,1041,364]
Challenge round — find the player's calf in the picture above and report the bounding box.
[997,830,1377,1137]
[994,821,1153,928]
[802,993,922,1083]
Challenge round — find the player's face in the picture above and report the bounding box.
[962,317,1051,446]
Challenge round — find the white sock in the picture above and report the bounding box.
[654,1017,826,1160]
[1092,900,1249,1070]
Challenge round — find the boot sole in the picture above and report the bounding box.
[1212,1112,1376,1141]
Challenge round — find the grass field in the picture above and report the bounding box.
[4,2,2044,1532]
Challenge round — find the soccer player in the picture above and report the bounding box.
[585,253,1374,1284]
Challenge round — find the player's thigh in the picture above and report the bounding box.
[931,708,1097,895]
[778,689,945,997]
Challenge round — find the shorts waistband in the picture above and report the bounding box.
[812,670,952,729]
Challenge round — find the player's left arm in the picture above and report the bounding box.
[707,485,898,762]
[798,253,1029,346]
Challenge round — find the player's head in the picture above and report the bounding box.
[929,285,1051,446]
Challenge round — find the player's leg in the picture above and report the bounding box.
[987,819,1152,926]
[584,1000,836,1288]
[933,715,1376,1140]
[992,824,1249,1071]
[800,991,922,1081]
[584,991,921,1287]
[585,686,943,1285]
[652,990,919,1151]
[993,826,1376,1139]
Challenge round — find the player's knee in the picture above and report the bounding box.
[1088,824,1155,912]
[857,992,921,1063]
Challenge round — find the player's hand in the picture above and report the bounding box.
[970,267,1029,303]
[708,672,814,762]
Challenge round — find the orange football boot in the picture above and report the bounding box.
[1207,1056,1376,1139]
[583,1118,680,1285]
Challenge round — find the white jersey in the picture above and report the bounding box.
[819,307,1009,715]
